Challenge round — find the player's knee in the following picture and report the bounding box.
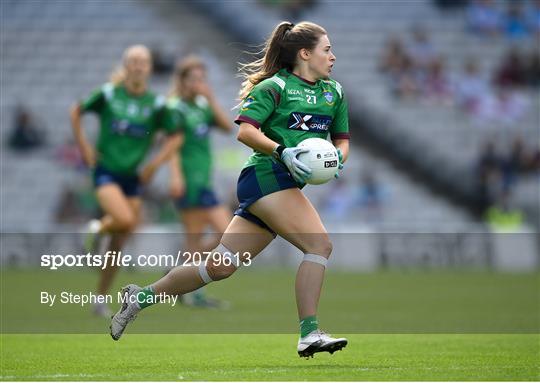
[303,237,333,258]
[206,262,237,281]
[115,213,137,232]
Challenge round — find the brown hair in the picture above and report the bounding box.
[170,55,207,97]
[238,21,326,99]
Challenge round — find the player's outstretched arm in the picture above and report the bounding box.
[140,133,182,184]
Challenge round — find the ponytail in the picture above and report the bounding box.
[238,21,326,100]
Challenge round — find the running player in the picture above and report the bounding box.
[70,45,181,316]
[168,55,234,308]
[111,22,350,358]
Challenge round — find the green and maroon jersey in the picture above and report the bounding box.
[80,83,178,175]
[234,68,349,169]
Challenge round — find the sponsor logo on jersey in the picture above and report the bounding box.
[241,96,254,111]
[287,89,302,95]
[304,88,315,94]
[111,119,149,138]
[194,123,210,138]
[323,91,334,105]
[287,112,332,132]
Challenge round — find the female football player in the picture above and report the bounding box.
[168,55,234,308]
[70,45,181,316]
[111,22,350,358]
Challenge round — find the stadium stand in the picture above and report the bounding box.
[3,0,534,234]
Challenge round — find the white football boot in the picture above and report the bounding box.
[92,300,112,318]
[110,284,141,340]
[297,329,348,358]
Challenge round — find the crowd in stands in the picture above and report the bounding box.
[7,106,46,152]
[476,136,539,211]
[466,0,540,39]
[379,24,538,126]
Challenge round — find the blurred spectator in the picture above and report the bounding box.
[283,0,317,20]
[422,57,453,104]
[407,26,438,72]
[433,0,467,10]
[454,58,491,115]
[484,190,524,231]
[392,56,421,99]
[503,1,529,39]
[259,0,317,20]
[477,139,503,208]
[379,37,409,75]
[8,106,46,151]
[379,37,421,99]
[501,136,527,190]
[466,0,502,36]
[466,87,528,127]
[150,45,174,75]
[525,49,540,87]
[494,48,527,88]
[526,0,540,36]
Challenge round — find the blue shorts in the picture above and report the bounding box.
[175,187,220,210]
[93,165,141,197]
[234,161,299,235]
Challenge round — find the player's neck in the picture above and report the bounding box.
[291,68,318,85]
[124,80,147,96]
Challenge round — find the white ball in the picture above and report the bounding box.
[297,138,339,185]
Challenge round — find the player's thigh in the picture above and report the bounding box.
[96,184,136,225]
[220,215,275,260]
[207,205,233,233]
[248,188,331,255]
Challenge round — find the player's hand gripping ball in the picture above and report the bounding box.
[297,138,340,185]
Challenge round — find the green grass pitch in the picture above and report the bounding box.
[1,334,538,380]
[1,269,539,380]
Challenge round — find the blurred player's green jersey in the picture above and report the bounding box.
[234,68,350,170]
[80,83,177,175]
[167,95,215,189]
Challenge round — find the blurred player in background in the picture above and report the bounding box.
[167,55,234,308]
[111,21,350,358]
[70,45,181,317]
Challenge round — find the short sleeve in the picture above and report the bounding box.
[330,91,350,140]
[234,82,280,129]
[79,87,105,114]
[160,104,184,135]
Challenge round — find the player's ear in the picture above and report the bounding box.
[299,48,311,61]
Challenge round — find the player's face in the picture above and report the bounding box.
[182,67,207,96]
[125,50,152,85]
[308,34,336,79]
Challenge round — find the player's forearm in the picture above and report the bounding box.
[70,104,90,149]
[149,133,182,170]
[332,139,349,163]
[169,151,184,181]
[208,97,233,132]
[237,122,279,155]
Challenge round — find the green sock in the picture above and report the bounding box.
[137,286,156,309]
[300,315,318,338]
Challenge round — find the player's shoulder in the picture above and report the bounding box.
[97,82,116,101]
[321,78,344,99]
[255,72,287,93]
